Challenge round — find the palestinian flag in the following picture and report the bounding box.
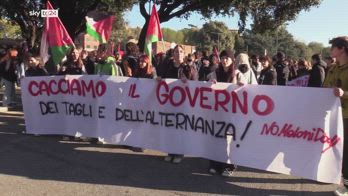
[86,11,115,43]
[40,1,74,65]
[144,4,163,61]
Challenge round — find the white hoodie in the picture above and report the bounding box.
[235,53,258,85]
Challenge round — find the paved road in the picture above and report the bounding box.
[0,89,338,196]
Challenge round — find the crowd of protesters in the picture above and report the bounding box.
[0,36,347,195]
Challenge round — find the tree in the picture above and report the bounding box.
[161,28,184,43]
[0,0,43,49]
[196,21,236,51]
[236,27,315,60]
[0,19,22,39]
[138,0,321,51]
[0,0,136,51]
[50,0,137,41]
[308,42,325,54]
[180,27,200,46]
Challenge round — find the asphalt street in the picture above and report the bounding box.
[0,89,338,196]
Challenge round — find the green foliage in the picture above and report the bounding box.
[181,28,200,46]
[137,0,322,51]
[0,19,22,39]
[307,42,325,54]
[236,27,327,60]
[0,0,43,49]
[140,0,321,32]
[197,21,236,51]
[162,28,184,43]
[0,0,137,50]
[321,47,331,58]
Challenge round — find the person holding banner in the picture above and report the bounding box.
[207,50,245,177]
[235,53,258,85]
[324,36,348,196]
[198,55,217,81]
[207,50,245,85]
[128,54,158,152]
[162,44,197,164]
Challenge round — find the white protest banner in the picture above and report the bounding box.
[21,75,343,184]
[286,75,310,87]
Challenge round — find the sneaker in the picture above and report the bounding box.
[221,168,234,177]
[164,155,172,162]
[172,156,182,164]
[209,168,217,174]
[335,186,348,196]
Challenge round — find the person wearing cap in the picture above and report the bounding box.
[235,53,258,85]
[95,43,123,76]
[323,36,348,196]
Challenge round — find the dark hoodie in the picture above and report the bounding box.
[308,61,326,87]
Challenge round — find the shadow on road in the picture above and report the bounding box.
[0,132,335,196]
[0,106,336,195]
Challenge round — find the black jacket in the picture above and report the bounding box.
[274,61,289,86]
[25,66,48,77]
[163,60,180,79]
[199,64,217,81]
[308,63,326,87]
[1,60,18,82]
[258,67,277,85]
[58,61,84,75]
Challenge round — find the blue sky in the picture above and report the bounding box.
[124,0,348,47]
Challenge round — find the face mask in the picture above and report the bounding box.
[238,64,249,73]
